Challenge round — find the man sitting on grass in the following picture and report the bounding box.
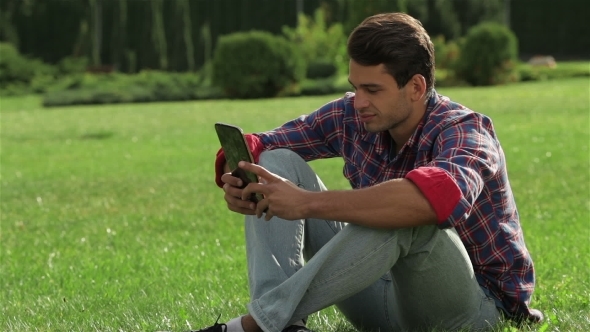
[197,12,542,332]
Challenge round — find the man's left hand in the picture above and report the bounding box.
[239,161,310,221]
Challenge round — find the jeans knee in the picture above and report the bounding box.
[259,149,307,176]
[258,149,325,193]
[259,149,300,165]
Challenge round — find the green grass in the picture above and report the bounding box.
[1,78,589,331]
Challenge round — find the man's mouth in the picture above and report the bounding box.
[359,113,376,122]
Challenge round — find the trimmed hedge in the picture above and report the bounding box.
[518,61,590,82]
[297,77,351,97]
[42,71,222,107]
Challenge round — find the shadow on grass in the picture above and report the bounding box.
[79,130,114,140]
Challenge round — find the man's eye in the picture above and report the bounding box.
[367,89,378,94]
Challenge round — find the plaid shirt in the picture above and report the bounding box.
[255,92,538,320]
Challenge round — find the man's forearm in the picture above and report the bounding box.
[305,178,438,229]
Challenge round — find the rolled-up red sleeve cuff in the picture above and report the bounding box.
[405,167,462,224]
[214,134,264,188]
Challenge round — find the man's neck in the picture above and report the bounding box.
[389,101,427,153]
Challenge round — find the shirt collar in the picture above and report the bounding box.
[406,92,441,151]
[345,91,442,153]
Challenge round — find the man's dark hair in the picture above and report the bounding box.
[347,13,435,98]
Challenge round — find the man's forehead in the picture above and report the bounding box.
[348,62,393,85]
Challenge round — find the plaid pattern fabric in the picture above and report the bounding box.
[255,92,537,319]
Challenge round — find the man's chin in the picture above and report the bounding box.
[363,123,384,133]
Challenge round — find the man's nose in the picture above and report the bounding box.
[354,94,369,110]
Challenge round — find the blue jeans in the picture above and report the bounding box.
[245,150,501,332]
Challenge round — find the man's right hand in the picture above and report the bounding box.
[221,171,257,215]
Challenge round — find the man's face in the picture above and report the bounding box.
[348,60,412,134]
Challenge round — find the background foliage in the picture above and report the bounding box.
[0,0,587,74]
[1,0,588,103]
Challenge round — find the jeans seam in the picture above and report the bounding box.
[292,221,304,271]
[382,277,395,330]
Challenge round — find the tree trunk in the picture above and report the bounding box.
[201,21,212,66]
[178,0,195,71]
[151,0,167,70]
[89,0,102,66]
[0,0,20,47]
[112,0,127,71]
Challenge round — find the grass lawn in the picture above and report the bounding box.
[1,77,589,331]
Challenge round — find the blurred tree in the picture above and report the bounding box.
[451,0,504,36]
[511,0,589,58]
[201,22,212,69]
[406,0,429,23]
[0,0,585,74]
[111,0,127,71]
[177,0,195,72]
[343,0,408,32]
[0,0,19,47]
[421,0,461,40]
[6,0,85,64]
[72,19,90,59]
[88,0,102,66]
[151,0,167,70]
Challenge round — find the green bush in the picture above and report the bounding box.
[517,65,541,82]
[57,56,89,75]
[297,77,351,97]
[434,68,468,88]
[299,79,338,96]
[42,71,222,107]
[432,35,461,70]
[455,22,518,86]
[282,8,348,76]
[212,30,305,99]
[0,42,57,94]
[517,61,590,82]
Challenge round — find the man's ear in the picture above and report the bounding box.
[408,74,427,102]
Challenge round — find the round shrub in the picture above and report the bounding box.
[456,22,518,86]
[212,31,304,99]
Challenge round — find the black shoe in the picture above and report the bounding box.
[189,314,227,332]
[281,325,313,332]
